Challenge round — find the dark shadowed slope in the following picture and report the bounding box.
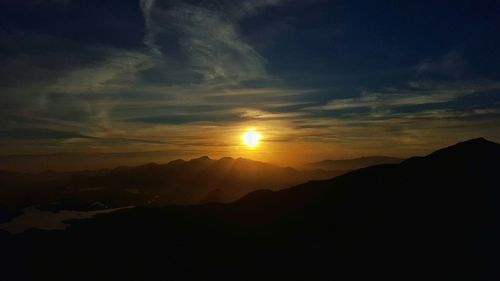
[306,156,403,171]
[1,138,499,281]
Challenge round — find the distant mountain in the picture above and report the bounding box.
[1,138,499,280]
[306,156,403,171]
[0,156,343,214]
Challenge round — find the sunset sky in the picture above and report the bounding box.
[1,0,500,171]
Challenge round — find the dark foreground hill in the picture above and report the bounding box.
[1,138,499,281]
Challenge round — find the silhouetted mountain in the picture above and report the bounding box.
[94,156,342,205]
[0,157,343,213]
[1,138,499,281]
[306,155,403,171]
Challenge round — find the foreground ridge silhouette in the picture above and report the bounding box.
[1,138,499,281]
[306,155,403,171]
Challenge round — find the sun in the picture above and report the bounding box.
[242,129,261,148]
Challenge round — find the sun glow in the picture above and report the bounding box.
[242,129,261,148]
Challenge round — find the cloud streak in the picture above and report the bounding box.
[140,0,285,82]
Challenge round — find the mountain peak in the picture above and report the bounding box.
[167,159,186,165]
[434,137,496,152]
[425,137,500,162]
[455,137,488,145]
[193,156,211,161]
[219,157,234,161]
[142,162,159,167]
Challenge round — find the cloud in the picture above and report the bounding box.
[47,50,151,95]
[416,51,466,79]
[307,91,458,111]
[283,80,500,157]
[0,43,154,152]
[140,0,284,82]
[306,81,500,112]
[140,0,160,55]
[238,109,304,120]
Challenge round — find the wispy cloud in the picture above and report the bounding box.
[48,51,151,95]
[306,81,500,112]
[238,109,305,120]
[140,0,284,82]
[416,51,466,79]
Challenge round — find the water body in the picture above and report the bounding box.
[0,205,134,234]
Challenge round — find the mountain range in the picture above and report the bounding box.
[1,138,499,280]
[0,156,343,221]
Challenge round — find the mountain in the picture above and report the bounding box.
[0,156,343,214]
[306,155,403,171]
[1,138,499,281]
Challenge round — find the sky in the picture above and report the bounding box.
[1,0,500,171]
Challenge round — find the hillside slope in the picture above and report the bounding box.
[1,138,499,281]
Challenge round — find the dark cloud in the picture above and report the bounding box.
[0,128,84,140]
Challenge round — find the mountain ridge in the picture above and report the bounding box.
[189,137,500,224]
[0,156,344,214]
[306,155,404,171]
[1,138,500,280]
